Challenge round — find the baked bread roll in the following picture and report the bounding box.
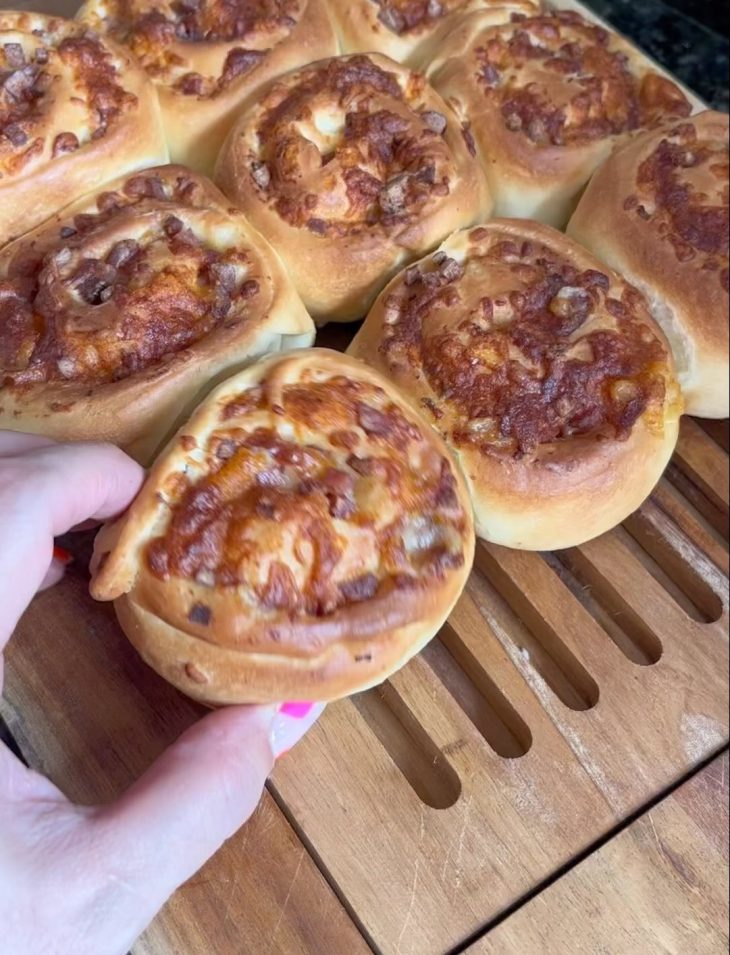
[90,349,475,704]
[326,0,536,68]
[348,220,682,550]
[215,53,492,322]
[0,12,166,247]
[568,111,729,420]
[428,9,693,227]
[0,165,314,464]
[77,0,337,174]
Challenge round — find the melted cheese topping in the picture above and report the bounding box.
[371,0,464,36]
[243,55,461,235]
[0,15,137,180]
[473,10,691,147]
[379,226,675,458]
[0,169,266,386]
[146,374,468,618]
[80,0,303,97]
[627,118,729,292]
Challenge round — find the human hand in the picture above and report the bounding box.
[0,433,323,955]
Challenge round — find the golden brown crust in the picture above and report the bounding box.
[0,12,167,247]
[348,219,682,549]
[214,53,492,322]
[327,0,536,68]
[77,0,338,173]
[427,9,693,227]
[90,349,475,704]
[568,111,729,419]
[0,165,315,464]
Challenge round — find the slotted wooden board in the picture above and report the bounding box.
[470,751,729,954]
[4,405,728,954]
[2,1,728,952]
[266,418,729,954]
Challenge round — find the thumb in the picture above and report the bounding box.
[92,702,322,946]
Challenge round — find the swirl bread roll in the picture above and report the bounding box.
[348,220,682,550]
[215,53,492,323]
[568,111,729,420]
[0,12,166,247]
[0,165,314,464]
[427,9,693,227]
[90,349,475,704]
[326,0,536,69]
[77,0,337,174]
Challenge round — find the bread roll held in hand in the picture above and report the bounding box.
[326,0,536,69]
[90,349,475,704]
[427,9,693,227]
[0,165,314,464]
[568,111,729,419]
[77,0,337,174]
[0,12,166,247]
[348,220,682,550]
[215,53,492,323]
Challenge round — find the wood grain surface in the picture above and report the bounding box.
[470,751,729,954]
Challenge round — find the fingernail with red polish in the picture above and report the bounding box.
[53,545,73,565]
[269,702,325,759]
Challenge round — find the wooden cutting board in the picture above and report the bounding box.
[4,401,728,954]
[2,1,727,952]
[471,751,729,954]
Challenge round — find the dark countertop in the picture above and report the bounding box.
[583,0,729,111]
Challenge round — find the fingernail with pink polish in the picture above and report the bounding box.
[279,701,314,718]
[269,702,325,759]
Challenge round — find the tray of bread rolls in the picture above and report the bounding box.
[1,0,727,951]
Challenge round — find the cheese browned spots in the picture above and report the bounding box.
[0,170,262,386]
[475,11,691,147]
[86,0,304,97]
[625,120,729,291]
[146,375,468,616]
[247,55,456,235]
[372,0,450,36]
[0,22,137,178]
[379,231,673,457]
